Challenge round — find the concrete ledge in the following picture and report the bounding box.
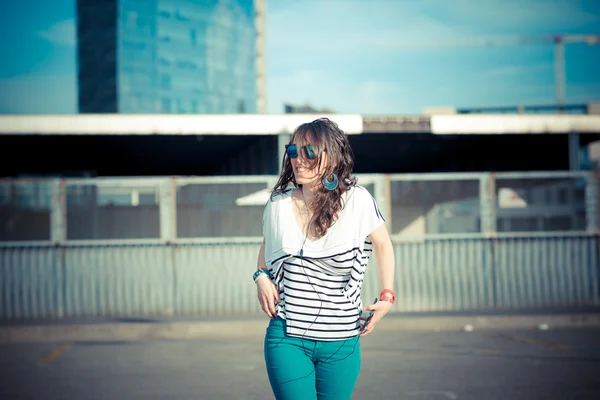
[1,313,600,344]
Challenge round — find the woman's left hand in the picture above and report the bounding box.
[359,299,393,337]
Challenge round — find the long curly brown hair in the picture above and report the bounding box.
[271,118,358,238]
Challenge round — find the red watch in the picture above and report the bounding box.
[379,289,396,304]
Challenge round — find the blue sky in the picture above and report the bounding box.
[0,0,599,115]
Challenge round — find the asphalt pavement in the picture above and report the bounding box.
[2,310,600,344]
[1,326,599,399]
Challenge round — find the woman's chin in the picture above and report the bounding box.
[294,176,318,187]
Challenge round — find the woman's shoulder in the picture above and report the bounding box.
[343,184,373,204]
[265,187,294,206]
[354,184,372,195]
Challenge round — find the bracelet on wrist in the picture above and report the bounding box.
[379,289,396,304]
[253,269,270,282]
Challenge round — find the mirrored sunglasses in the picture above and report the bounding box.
[285,144,316,160]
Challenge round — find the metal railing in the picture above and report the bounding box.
[1,171,597,243]
[1,171,599,319]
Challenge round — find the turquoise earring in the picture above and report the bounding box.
[322,174,338,191]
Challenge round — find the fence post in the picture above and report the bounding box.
[50,179,66,318]
[50,179,66,243]
[159,178,177,243]
[585,170,599,233]
[159,178,177,316]
[479,173,497,235]
[479,173,498,308]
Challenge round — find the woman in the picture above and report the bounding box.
[254,117,395,400]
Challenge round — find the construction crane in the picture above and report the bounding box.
[399,34,600,111]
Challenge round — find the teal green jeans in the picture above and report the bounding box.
[263,317,361,400]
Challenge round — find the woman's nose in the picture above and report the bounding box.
[296,156,309,167]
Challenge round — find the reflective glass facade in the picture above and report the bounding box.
[78,0,257,114]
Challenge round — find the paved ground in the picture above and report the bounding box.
[2,311,600,344]
[1,326,599,399]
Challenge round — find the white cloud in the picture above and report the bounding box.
[0,74,77,114]
[37,19,76,47]
[266,0,600,114]
[266,0,599,56]
[266,0,467,59]
[482,63,553,77]
[421,0,600,31]
[265,0,469,114]
[267,69,414,115]
[431,79,600,110]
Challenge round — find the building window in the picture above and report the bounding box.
[158,57,171,66]
[176,99,186,113]
[160,74,171,89]
[161,98,171,113]
[175,9,190,21]
[126,11,138,28]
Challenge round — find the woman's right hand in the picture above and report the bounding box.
[256,276,281,319]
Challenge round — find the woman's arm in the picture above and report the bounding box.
[256,238,266,270]
[255,237,280,318]
[370,223,395,299]
[360,223,395,336]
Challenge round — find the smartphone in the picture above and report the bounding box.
[361,298,378,332]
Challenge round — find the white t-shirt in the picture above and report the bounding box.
[262,185,385,341]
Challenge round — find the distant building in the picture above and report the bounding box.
[76,0,266,114]
[284,103,335,114]
[423,102,600,115]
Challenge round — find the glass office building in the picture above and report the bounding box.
[77,0,261,114]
